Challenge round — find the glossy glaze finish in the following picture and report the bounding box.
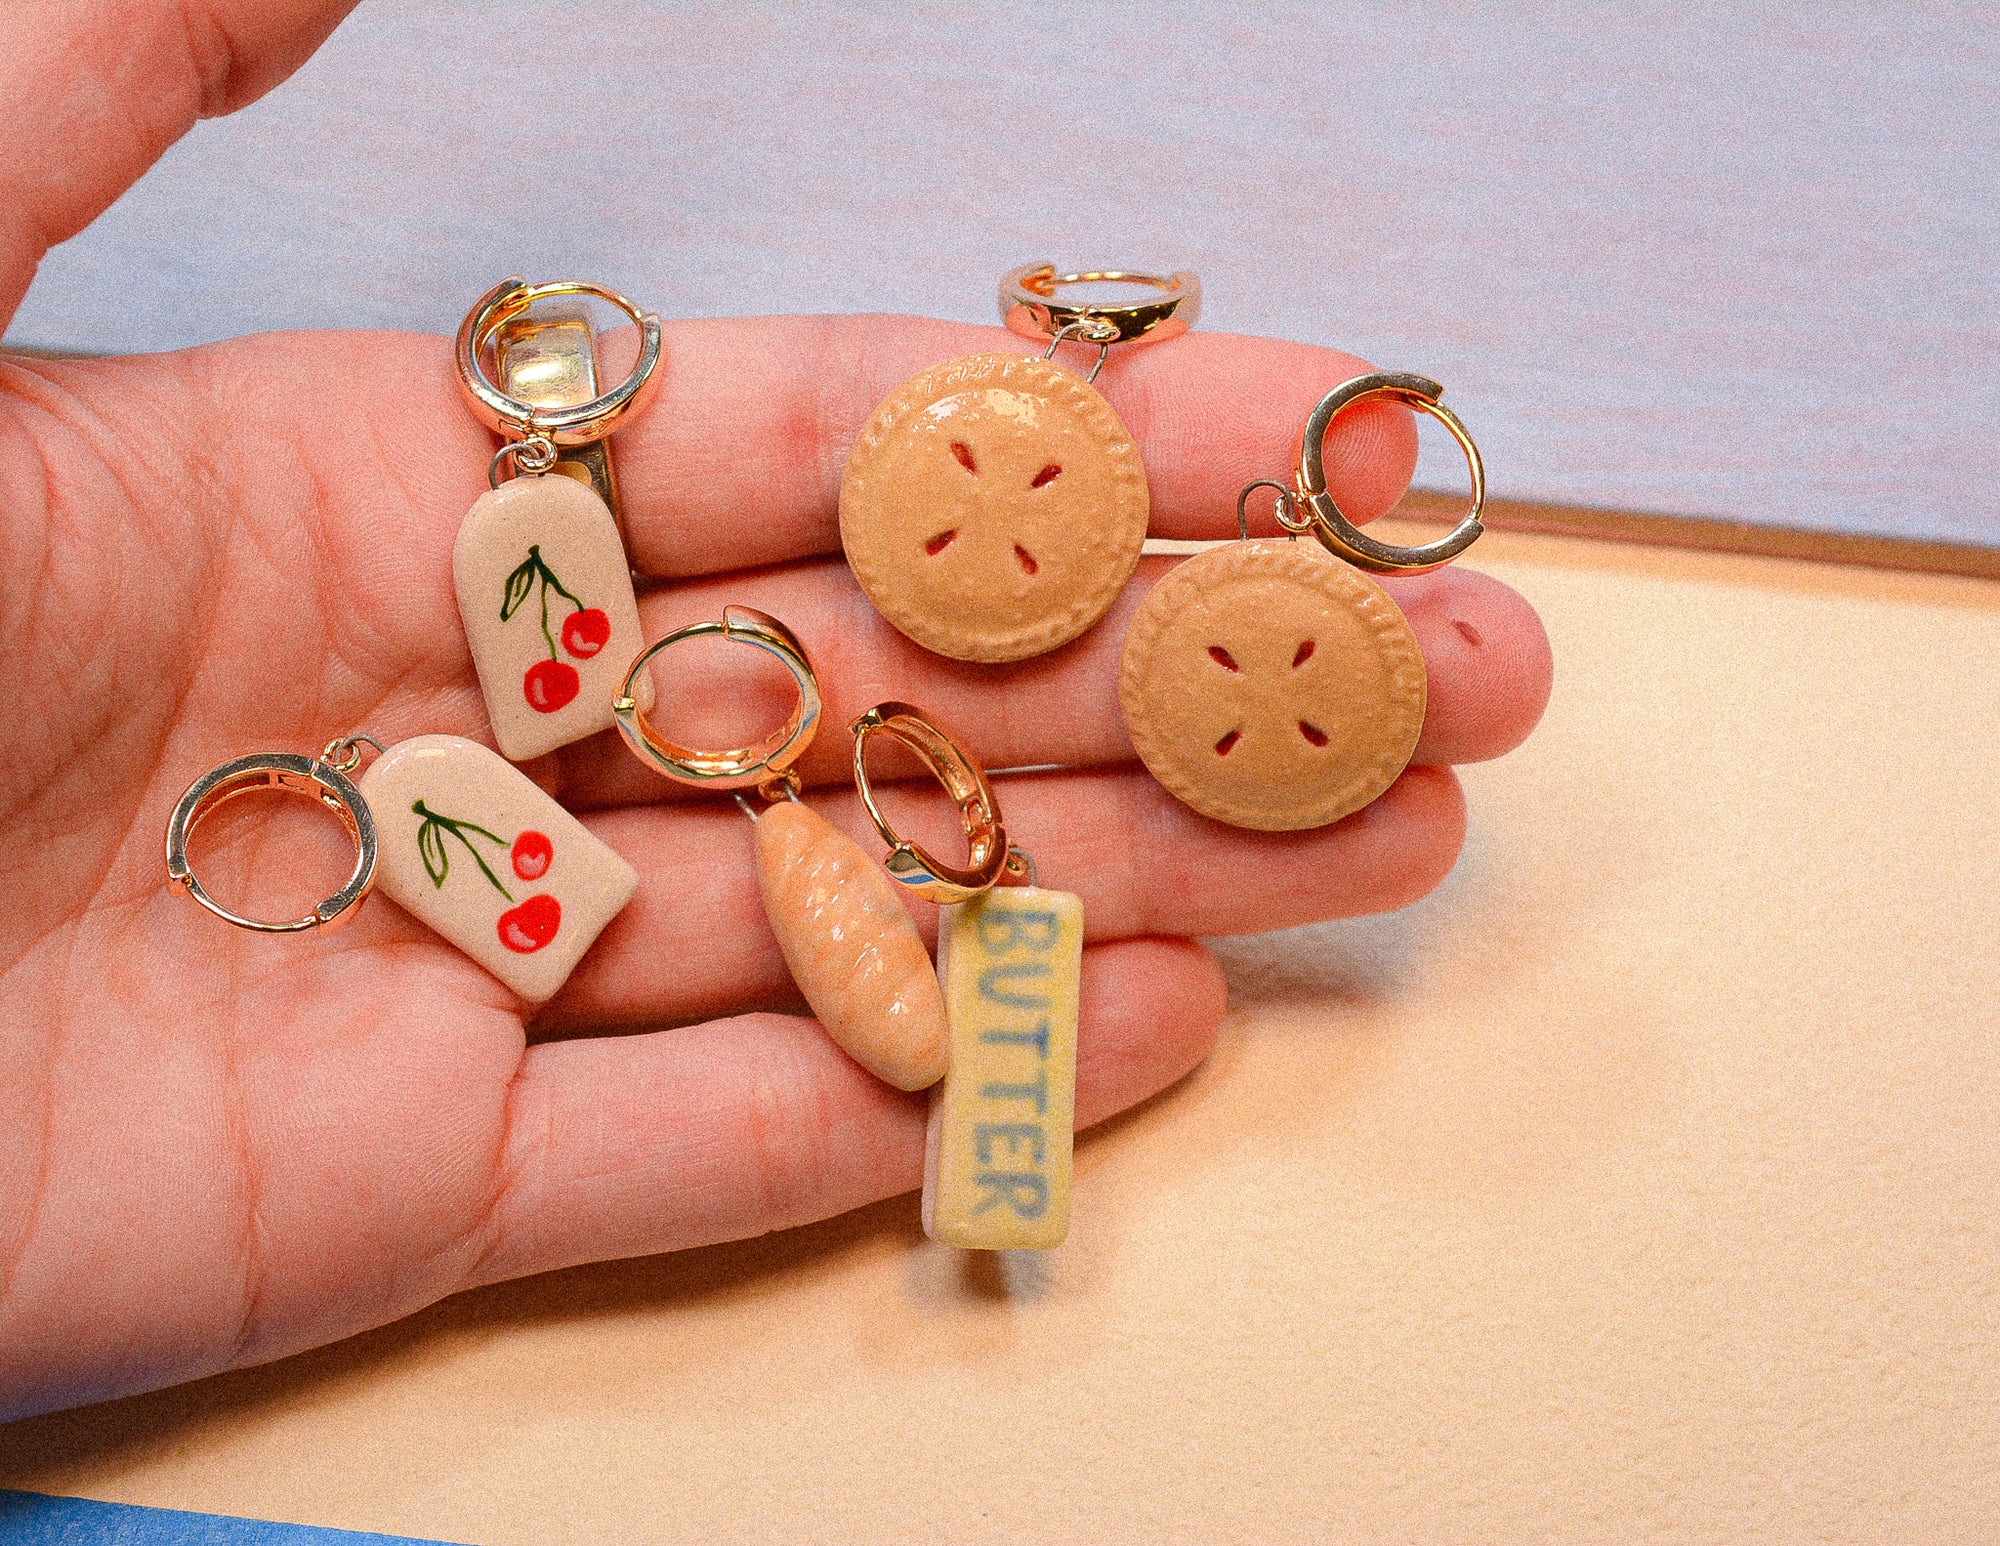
[754,801,947,1091]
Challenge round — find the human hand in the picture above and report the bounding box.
[0,0,1552,1419]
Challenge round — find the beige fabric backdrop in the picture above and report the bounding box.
[2,526,1995,1541]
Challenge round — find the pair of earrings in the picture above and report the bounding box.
[614,608,1081,1250]
[166,278,673,1001]
[837,264,1487,833]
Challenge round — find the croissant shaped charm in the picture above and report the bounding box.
[753,801,948,1091]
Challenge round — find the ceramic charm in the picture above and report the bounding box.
[453,475,648,760]
[165,732,636,1003]
[359,735,637,1002]
[1120,371,1488,831]
[752,799,947,1091]
[612,608,954,1090]
[836,264,1198,664]
[452,276,663,760]
[921,885,1082,1251]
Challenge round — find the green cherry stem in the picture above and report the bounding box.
[411,800,516,901]
[524,545,586,663]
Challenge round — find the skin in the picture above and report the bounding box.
[0,0,1553,1420]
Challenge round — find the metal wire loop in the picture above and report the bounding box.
[319,733,385,774]
[1041,319,1116,384]
[1237,479,1310,541]
[488,434,558,489]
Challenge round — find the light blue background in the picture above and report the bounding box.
[10,2,1996,544]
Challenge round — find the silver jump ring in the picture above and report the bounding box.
[488,434,558,489]
[1237,479,1309,541]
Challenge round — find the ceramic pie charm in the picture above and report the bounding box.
[839,353,1150,663]
[1118,539,1427,831]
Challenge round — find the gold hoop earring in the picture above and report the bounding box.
[165,732,636,1002]
[838,263,1198,664]
[1118,371,1484,831]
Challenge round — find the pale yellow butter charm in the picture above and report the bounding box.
[453,475,648,762]
[360,734,637,1002]
[923,886,1083,1251]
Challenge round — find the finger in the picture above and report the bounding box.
[541,762,1462,1033]
[611,318,1420,576]
[469,936,1223,1284]
[549,554,1549,810]
[188,321,1416,581]
[0,1,358,326]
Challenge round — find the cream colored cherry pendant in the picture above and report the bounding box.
[837,264,1198,664]
[453,475,647,760]
[165,733,637,1003]
[453,277,664,761]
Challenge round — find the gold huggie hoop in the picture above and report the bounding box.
[164,741,379,933]
[850,703,1008,905]
[456,276,664,445]
[998,263,1202,383]
[614,607,822,795]
[1295,371,1486,574]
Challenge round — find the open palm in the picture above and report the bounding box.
[0,0,1551,1420]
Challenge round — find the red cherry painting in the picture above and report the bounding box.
[523,658,580,713]
[511,830,553,881]
[562,607,611,659]
[497,893,562,953]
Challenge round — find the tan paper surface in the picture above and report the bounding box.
[3,527,1997,1541]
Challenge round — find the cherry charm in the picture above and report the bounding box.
[411,799,563,953]
[358,736,638,1002]
[562,607,611,659]
[511,829,553,880]
[454,477,649,760]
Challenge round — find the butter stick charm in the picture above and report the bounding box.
[1120,372,1486,830]
[166,733,635,1002]
[838,264,1198,664]
[453,278,662,761]
[926,887,1082,1251]
[613,608,951,1091]
[847,704,1083,1252]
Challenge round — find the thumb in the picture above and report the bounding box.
[0,0,358,333]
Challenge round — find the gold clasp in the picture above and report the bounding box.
[456,277,664,447]
[164,741,380,933]
[998,263,1201,383]
[850,703,1009,905]
[1291,371,1485,573]
[613,607,821,797]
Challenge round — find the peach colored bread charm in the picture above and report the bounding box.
[453,475,649,762]
[839,353,1149,663]
[1119,539,1427,831]
[360,734,638,1002]
[923,886,1083,1250]
[753,800,948,1091]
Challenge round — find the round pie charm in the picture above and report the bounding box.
[1119,539,1427,831]
[840,353,1150,662]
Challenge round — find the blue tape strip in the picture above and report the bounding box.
[0,1491,466,1545]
